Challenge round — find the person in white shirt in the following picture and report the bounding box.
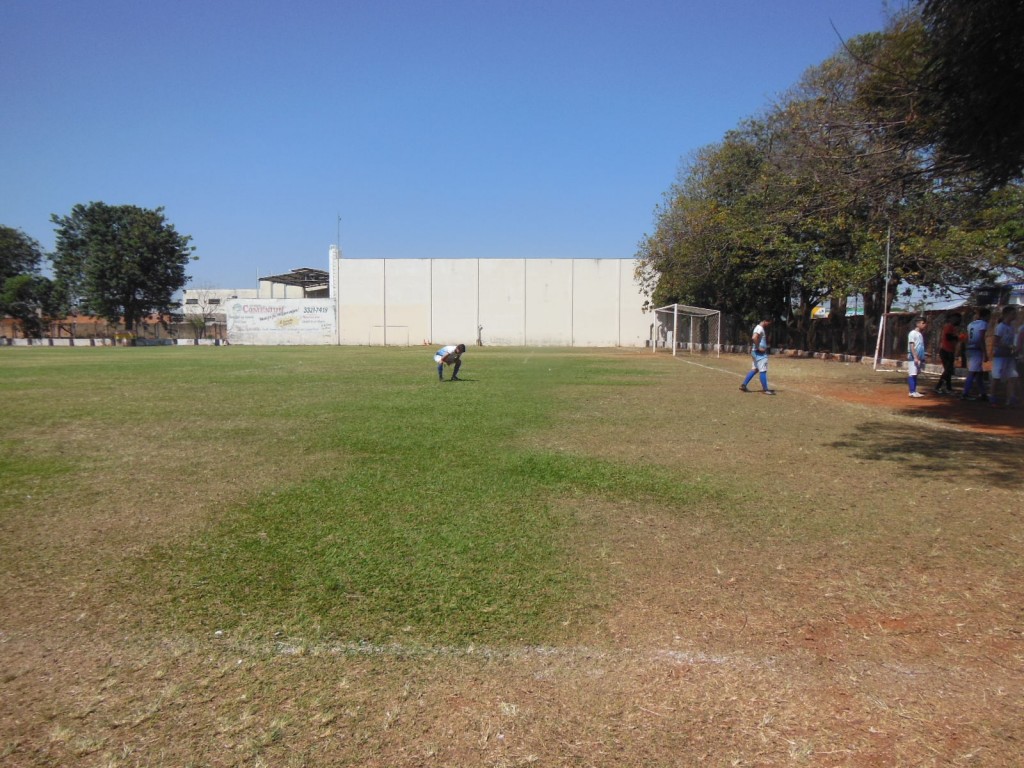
[961,308,990,401]
[739,317,775,395]
[906,317,928,398]
[434,343,466,381]
[990,305,1019,408]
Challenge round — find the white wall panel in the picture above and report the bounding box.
[619,259,655,346]
[333,254,651,347]
[337,259,384,345]
[479,260,526,346]
[383,259,431,345]
[431,260,479,346]
[525,259,573,346]
[571,259,620,346]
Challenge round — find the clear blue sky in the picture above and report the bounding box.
[1,0,892,289]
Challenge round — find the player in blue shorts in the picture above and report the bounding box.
[906,317,928,398]
[739,317,775,395]
[434,343,466,381]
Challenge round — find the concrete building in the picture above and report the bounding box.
[200,249,653,347]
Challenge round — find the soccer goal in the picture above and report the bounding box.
[652,303,722,357]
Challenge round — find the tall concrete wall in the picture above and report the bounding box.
[334,256,651,347]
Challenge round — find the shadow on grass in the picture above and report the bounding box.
[876,374,1024,435]
[829,420,1024,489]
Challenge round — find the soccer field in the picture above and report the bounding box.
[2,346,1022,766]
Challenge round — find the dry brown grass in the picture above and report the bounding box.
[2,349,1022,767]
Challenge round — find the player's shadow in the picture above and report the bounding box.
[828,420,1023,489]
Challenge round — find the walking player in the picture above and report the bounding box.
[739,317,775,395]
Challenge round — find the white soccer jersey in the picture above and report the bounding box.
[965,319,988,351]
[434,345,461,363]
[907,328,925,360]
[752,324,768,354]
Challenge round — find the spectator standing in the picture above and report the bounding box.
[907,317,928,398]
[934,313,961,394]
[991,306,1019,408]
[961,308,991,401]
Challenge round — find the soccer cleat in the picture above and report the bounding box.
[450,375,460,381]
[739,385,749,392]
[909,391,925,398]
[761,389,776,395]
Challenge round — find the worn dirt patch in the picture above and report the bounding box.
[786,358,1024,438]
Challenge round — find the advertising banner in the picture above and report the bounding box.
[226,299,336,345]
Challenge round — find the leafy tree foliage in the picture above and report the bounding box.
[0,274,57,338]
[918,0,1024,187]
[50,203,195,332]
[637,16,1023,353]
[0,225,45,283]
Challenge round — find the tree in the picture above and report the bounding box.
[918,0,1024,187]
[1,226,45,283]
[50,203,195,333]
[0,274,56,338]
[637,13,1024,355]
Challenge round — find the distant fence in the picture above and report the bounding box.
[1,337,227,347]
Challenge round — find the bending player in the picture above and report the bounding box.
[434,343,466,381]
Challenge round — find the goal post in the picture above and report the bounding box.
[652,303,722,357]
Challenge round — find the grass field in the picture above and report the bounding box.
[1,346,1022,767]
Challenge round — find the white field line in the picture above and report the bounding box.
[209,636,924,680]
[271,639,733,667]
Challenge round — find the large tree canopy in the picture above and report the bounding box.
[0,225,45,283]
[918,0,1024,187]
[636,14,1023,353]
[50,203,195,332]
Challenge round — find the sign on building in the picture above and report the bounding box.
[226,299,336,345]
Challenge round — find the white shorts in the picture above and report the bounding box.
[750,353,768,373]
[992,357,1018,380]
[907,359,923,376]
[966,349,985,373]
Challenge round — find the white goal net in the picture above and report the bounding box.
[652,304,722,357]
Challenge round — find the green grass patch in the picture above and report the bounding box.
[50,347,713,646]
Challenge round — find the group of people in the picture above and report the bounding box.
[907,305,1022,407]
[435,307,1022,409]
